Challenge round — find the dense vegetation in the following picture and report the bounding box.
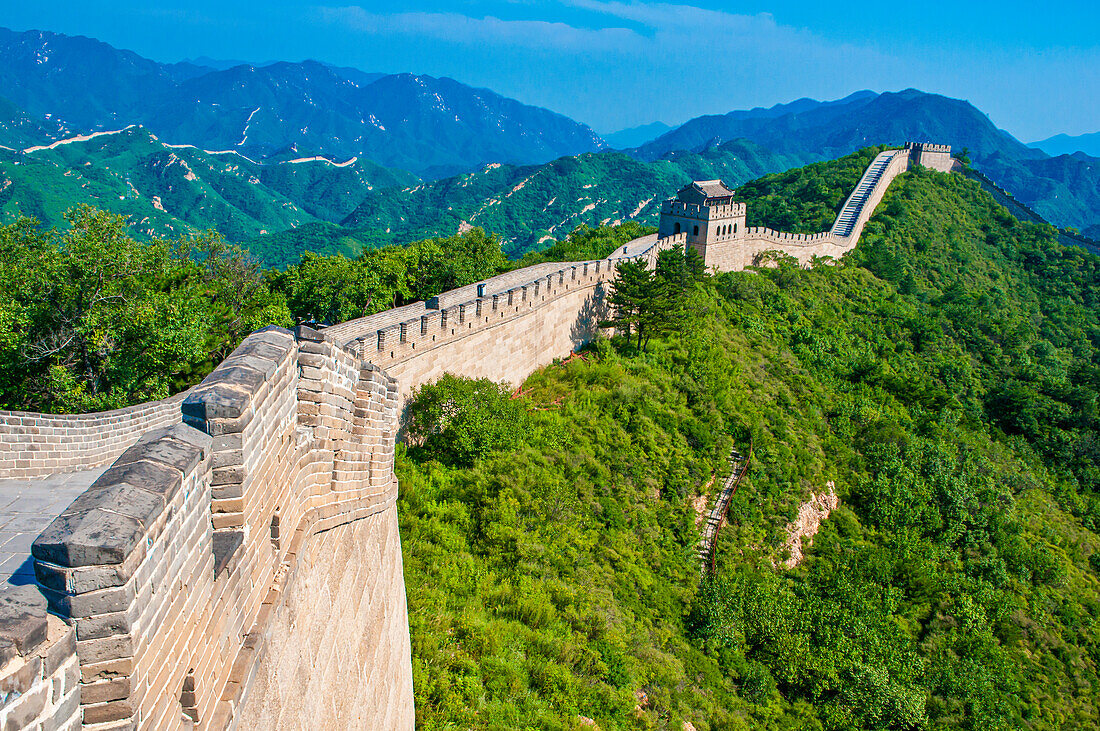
[395,164,1100,728]
[4,150,1099,728]
[0,206,649,412]
[0,207,290,412]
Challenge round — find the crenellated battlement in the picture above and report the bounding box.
[661,144,946,270]
[0,145,948,731]
[906,141,951,154]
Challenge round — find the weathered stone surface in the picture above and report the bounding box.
[94,457,182,500]
[0,636,16,666]
[0,585,48,656]
[64,482,164,531]
[32,509,145,567]
[114,431,205,475]
[2,684,49,728]
[44,625,76,674]
[81,697,135,725]
[294,324,325,342]
[182,383,251,422]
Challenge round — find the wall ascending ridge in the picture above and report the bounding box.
[3,146,945,731]
[696,148,913,271]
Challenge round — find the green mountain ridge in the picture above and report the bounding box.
[0,125,416,244]
[325,141,810,259]
[0,27,606,178]
[636,89,1100,236]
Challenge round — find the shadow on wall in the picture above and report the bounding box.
[570,282,611,352]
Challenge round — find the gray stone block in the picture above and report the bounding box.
[295,324,325,342]
[157,422,212,452]
[234,337,293,363]
[65,482,164,532]
[0,584,48,656]
[37,582,134,618]
[212,530,244,577]
[33,509,145,567]
[34,551,141,595]
[223,354,278,380]
[182,384,252,422]
[119,433,205,475]
[44,627,76,674]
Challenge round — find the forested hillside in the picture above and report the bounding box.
[3,150,1099,727]
[0,126,415,245]
[394,164,1100,728]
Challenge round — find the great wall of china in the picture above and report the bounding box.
[0,143,953,730]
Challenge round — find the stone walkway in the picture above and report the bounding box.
[0,468,103,587]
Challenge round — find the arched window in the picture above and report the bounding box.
[673,222,681,234]
[693,225,699,236]
[733,223,738,233]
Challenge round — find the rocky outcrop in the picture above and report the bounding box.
[780,482,838,569]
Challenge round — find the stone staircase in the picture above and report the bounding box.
[698,444,750,570]
[831,151,895,237]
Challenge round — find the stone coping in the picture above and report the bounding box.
[31,423,211,571]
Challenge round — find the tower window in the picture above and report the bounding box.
[693,225,699,236]
[674,222,681,234]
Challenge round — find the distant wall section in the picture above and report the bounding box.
[687,148,914,271]
[0,394,187,479]
[329,233,686,399]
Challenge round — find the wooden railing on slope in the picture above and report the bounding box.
[699,439,753,573]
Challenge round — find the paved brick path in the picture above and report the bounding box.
[0,468,103,587]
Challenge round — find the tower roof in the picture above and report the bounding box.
[674,179,735,205]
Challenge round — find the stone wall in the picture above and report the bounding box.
[907,142,955,173]
[2,146,944,730]
[1,594,81,731]
[28,326,414,730]
[0,394,188,479]
[233,505,413,729]
[692,148,912,271]
[328,233,686,400]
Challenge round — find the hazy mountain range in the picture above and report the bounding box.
[1,25,1097,263]
[0,27,605,178]
[1031,132,1100,159]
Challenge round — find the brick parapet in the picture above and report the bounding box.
[0,393,188,480]
[24,322,408,730]
[0,613,80,731]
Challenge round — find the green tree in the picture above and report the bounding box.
[604,258,653,348]
[403,374,528,466]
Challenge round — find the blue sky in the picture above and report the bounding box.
[4,1,1098,140]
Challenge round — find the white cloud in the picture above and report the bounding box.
[316,6,641,51]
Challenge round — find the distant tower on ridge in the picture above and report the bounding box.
[656,179,746,260]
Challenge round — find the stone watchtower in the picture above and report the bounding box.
[905,142,955,173]
[657,179,746,260]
